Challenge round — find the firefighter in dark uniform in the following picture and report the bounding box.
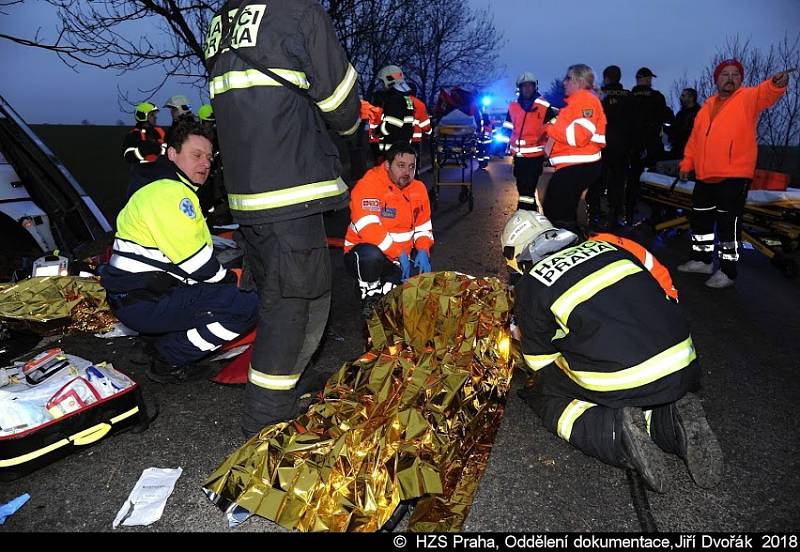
[205,0,361,437]
[587,65,633,228]
[122,102,166,164]
[102,119,258,382]
[628,67,674,223]
[502,210,723,492]
[375,65,415,162]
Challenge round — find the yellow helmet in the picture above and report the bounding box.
[134,102,158,122]
[198,104,214,122]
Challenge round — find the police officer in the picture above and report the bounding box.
[121,102,165,164]
[502,210,723,492]
[205,0,361,437]
[102,119,258,383]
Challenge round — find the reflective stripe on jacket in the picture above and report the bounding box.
[546,89,607,170]
[679,78,785,181]
[411,95,432,143]
[344,164,433,261]
[204,0,360,224]
[515,240,695,405]
[506,97,551,158]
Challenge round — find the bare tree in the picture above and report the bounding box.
[670,33,800,168]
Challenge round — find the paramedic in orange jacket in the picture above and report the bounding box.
[677,60,790,289]
[543,64,607,232]
[344,143,434,317]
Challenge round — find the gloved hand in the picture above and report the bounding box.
[399,252,412,282]
[413,250,432,274]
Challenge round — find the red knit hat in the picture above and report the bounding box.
[714,59,744,82]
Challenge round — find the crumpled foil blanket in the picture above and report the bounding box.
[203,271,515,532]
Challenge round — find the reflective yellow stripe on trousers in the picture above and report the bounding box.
[248,366,301,390]
[557,400,596,441]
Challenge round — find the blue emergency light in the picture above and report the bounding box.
[481,96,492,107]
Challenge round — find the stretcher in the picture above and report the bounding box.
[431,109,477,212]
[640,172,800,276]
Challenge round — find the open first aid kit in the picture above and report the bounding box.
[0,349,146,481]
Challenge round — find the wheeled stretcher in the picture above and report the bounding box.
[431,110,477,212]
[640,172,800,276]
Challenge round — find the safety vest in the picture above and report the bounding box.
[516,240,695,404]
[505,97,551,158]
[546,89,607,170]
[344,164,434,261]
[122,125,166,163]
[411,95,432,143]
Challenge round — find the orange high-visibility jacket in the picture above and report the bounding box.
[344,164,434,261]
[679,78,785,181]
[589,233,678,300]
[505,98,551,157]
[411,95,432,143]
[546,89,607,170]
[361,100,383,144]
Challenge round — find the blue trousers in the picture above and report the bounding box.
[111,283,258,366]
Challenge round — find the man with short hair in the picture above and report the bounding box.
[628,67,674,223]
[677,60,790,288]
[344,143,434,318]
[666,88,700,161]
[502,209,723,493]
[102,119,258,383]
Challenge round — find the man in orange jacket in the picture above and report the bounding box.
[677,60,791,288]
[344,142,434,317]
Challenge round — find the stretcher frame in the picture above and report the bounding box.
[431,126,477,212]
[640,173,800,277]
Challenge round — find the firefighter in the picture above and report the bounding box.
[344,143,433,318]
[164,95,195,124]
[121,102,166,164]
[408,82,432,160]
[101,119,258,383]
[502,209,723,493]
[543,64,607,234]
[677,61,790,289]
[501,72,556,211]
[375,65,415,162]
[205,0,361,437]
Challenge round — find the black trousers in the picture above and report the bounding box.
[238,214,332,436]
[627,143,662,220]
[543,162,602,232]
[521,362,699,466]
[513,156,545,210]
[689,179,751,279]
[587,146,629,220]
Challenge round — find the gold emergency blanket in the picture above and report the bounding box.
[0,276,116,334]
[203,271,515,532]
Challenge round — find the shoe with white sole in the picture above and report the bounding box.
[677,260,714,274]
[704,270,735,289]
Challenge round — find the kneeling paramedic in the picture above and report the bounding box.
[101,119,259,382]
[344,143,434,318]
[502,210,722,492]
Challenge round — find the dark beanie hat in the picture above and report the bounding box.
[714,59,744,82]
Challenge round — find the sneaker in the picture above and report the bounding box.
[677,260,714,274]
[704,270,735,289]
[674,393,724,489]
[621,407,669,493]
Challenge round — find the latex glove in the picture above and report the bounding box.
[413,250,432,274]
[399,252,412,282]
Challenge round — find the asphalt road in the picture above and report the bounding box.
[2,157,799,532]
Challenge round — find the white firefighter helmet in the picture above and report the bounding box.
[501,210,577,272]
[377,65,410,92]
[516,72,538,87]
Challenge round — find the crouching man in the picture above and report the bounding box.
[101,119,258,383]
[344,143,434,318]
[502,210,723,492]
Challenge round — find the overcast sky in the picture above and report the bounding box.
[1,0,798,124]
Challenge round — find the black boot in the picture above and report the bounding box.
[674,393,724,489]
[621,407,669,493]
